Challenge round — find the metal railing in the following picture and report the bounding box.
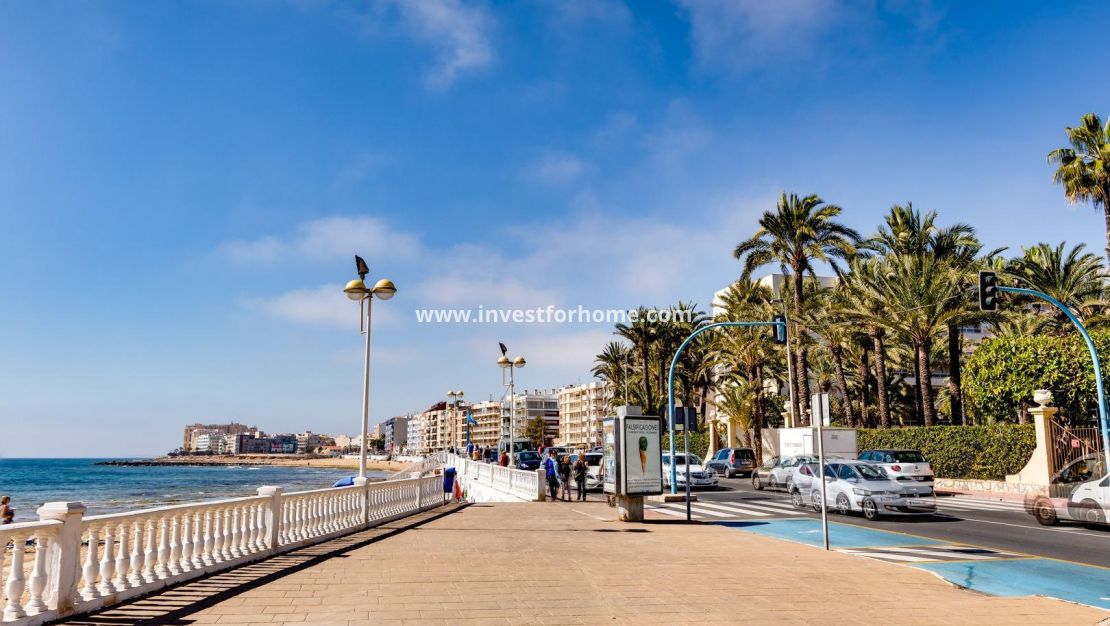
[1048,418,1104,475]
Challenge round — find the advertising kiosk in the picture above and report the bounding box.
[602,405,663,521]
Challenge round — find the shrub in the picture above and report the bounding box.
[963,331,1110,424]
[857,424,1035,480]
[662,431,710,460]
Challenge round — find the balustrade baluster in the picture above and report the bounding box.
[81,525,101,599]
[179,512,193,572]
[192,511,206,569]
[326,496,337,532]
[204,510,219,566]
[98,523,117,595]
[246,504,258,553]
[224,508,238,560]
[155,517,171,578]
[114,522,130,591]
[4,532,27,620]
[232,506,245,556]
[142,518,158,583]
[26,533,49,614]
[129,520,146,587]
[167,515,182,575]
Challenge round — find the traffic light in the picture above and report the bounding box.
[771,314,787,344]
[978,271,998,311]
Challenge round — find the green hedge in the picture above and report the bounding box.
[857,424,1035,480]
[662,432,710,460]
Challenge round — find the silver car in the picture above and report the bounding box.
[753,455,818,491]
[803,460,936,520]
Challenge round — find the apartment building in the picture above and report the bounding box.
[380,415,409,453]
[469,400,505,449]
[295,431,336,454]
[557,382,609,449]
[507,390,560,445]
[182,422,258,452]
[403,416,421,454]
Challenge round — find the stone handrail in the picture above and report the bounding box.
[448,454,545,502]
[386,451,449,481]
[0,475,442,626]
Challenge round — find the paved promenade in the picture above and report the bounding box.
[61,500,1105,625]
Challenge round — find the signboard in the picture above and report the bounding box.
[810,393,830,427]
[669,406,698,432]
[602,418,618,494]
[620,416,663,496]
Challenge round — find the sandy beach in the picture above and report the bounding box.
[104,455,413,472]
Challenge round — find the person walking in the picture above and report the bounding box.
[558,456,572,501]
[499,450,509,467]
[573,455,588,501]
[0,496,13,524]
[544,452,560,501]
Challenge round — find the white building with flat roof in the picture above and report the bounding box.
[405,415,423,455]
[558,382,609,449]
[505,389,560,445]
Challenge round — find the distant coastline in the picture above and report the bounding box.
[96,454,410,472]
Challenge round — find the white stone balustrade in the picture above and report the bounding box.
[0,475,443,626]
[448,454,545,502]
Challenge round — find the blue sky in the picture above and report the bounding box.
[1,1,1108,457]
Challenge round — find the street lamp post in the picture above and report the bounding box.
[344,256,396,481]
[447,390,464,452]
[498,350,526,458]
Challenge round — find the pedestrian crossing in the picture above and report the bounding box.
[647,498,806,520]
[837,544,1025,564]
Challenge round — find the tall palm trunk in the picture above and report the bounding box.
[796,345,811,426]
[911,350,923,425]
[869,326,891,428]
[857,343,870,427]
[831,346,854,427]
[947,323,965,426]
[785,344,801,421]
[917,338,937,427]
[752,365,765,465]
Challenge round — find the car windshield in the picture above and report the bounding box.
[585,454,602,465]
[735,449,754,460]
[856,464,887,480]
[518,451,539,461]
[665,455,701,466]
[891,451,926,463]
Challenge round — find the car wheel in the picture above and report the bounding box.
[752,475,763,490]
[862,498,879,521]
[1080,499,1105,525]
[836,494,851,515]
[725,468,734,478]
[784,477,794,493]
[1032,498,1058,526]
[790,489,805,509]
[811,490,823,512]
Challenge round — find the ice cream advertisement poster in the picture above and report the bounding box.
[622,417,662,495]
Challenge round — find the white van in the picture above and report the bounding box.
[1026,455,1109,526]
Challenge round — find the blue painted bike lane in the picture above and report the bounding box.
[719,519,1110,610]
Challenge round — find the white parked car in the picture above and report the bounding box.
[858,449,934,485]
[800,460,936,520]
[662,453,718,489]
[753,455,818,491]
[1026,455,1109,526]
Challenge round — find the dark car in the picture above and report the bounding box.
[705,447,757,478]
[515,450,542,471]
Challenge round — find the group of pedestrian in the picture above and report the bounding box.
[543,451,590,502]
[0,496,14,525]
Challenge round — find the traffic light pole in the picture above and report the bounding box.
[999,286,1110,475]
[666,320,787,522]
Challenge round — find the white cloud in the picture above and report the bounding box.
[218,216,420,265]
[675,0,842,72]
[526,151,587,185]
[385,0,495,88]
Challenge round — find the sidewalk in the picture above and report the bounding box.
[61,499,1105,625]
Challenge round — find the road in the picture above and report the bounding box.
[649,475,1110,569]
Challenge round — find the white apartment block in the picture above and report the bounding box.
[506,390,560,444]
[469,400,505,449]
[558,381,609,449]
[419,401,472,452]
[405,416,423,455]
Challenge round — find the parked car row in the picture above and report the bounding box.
[790,460,937,520]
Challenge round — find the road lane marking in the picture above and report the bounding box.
[694,501,772,517]
[662,503,730,517]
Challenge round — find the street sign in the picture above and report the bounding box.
[810,393,830,427]
[670,406,698,432]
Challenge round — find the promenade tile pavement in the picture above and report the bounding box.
[61,499,1107,625]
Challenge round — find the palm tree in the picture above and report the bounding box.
[1004,242,1106,333]
[733,192,861,420]
[713,380,755,448]
[1049,113,1110,265]
[841,258,895,427]
[802,286,857,426]
[592,341,631,410]
[615,308,658,416]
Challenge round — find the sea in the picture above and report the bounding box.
[0,459,386,522]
